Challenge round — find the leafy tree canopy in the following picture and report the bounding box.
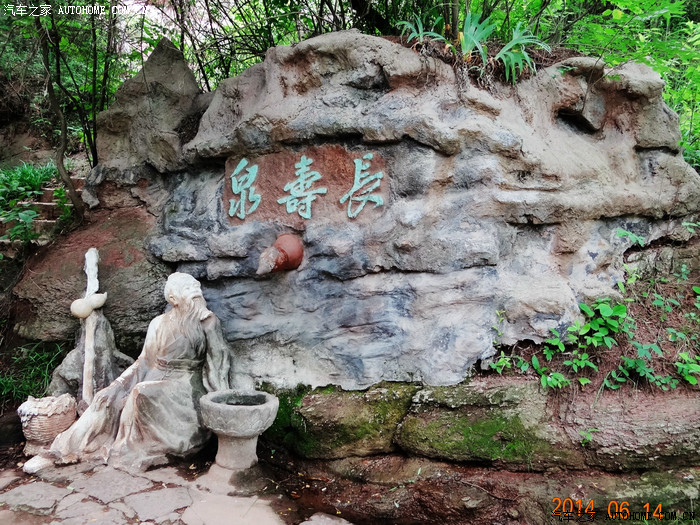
[0,0,697,168]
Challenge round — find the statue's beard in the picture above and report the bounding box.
[168,295,208,349]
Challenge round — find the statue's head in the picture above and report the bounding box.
[164,272,204,308]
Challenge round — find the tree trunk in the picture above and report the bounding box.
[34,18,85,222]
[451,0,460,39]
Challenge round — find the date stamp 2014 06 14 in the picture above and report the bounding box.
[551,498,696,522]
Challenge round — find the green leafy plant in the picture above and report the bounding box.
[456,12,496,64]
[397,14,445,46]
[1,207,40,243]
[682,221,700,235]
[673,263,690,282]
[563,351,598,374]
[603,368,629,390]
[578,427,599,447]
[490,351,512,374]
[542,328,565,361]
[615,342,679,391]
[513,355,530,372]
[650,292,681,322]
[577,299,633,348]
[0,162,56,209]
[532,355,570,389]
[0,342,66,406]
[53,187,73,224]
[491,309,506,341]
[617,264,642,295]
[495,22,551,83]
[616,228,645,247]
[0,162,57,244]
[675,352,700,385]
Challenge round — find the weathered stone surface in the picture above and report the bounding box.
[265,383,416,459]
[12,208,170,357]
[267,378,700,472]
[48,311,134,401]
[0,481,70,514]
[0,471,20,491]
[273,453,699,525]
[34,460,100,484]
[563,388,700,470]
[93,38,205,176]
[83,31,700,389]
[123,486,192,521]
[70,467,154,503]
[51,492,127,525]
[181,493,285,525]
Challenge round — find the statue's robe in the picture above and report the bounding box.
[50,309,230,471]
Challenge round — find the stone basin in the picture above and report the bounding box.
[199,390,279,471]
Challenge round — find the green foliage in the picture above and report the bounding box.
[456,12,496,64]
[0,162,56,208]
[502,267,700,392]
[682,222,700,235]
[0,162,73,244]
[542,328,565,361]
[675,352,700,385]
[397,14,445,45]
[1,207,40,243]
[0,342,66,406]
[616,228,645,247]
[578,427,599,447]
[495,22,551,83]
[0,162,58,243]
[490,351,512,374]
[563,351,598,374]
[531,355,571,389]
[577,299,633,348]
[491,309,506,341]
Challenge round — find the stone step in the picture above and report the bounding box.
[39,182,84,203]
[31,219,58,234]
[16,201,72,220]
[0,218,58,237]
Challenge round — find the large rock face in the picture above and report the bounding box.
[12,207,170,356]
[77,31,699,389]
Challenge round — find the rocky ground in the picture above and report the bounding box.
[0,451,355,525]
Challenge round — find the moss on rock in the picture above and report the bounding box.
[262,382,417,459]
[396,407,552,466]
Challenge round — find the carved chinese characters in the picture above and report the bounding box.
[277,156,328,219]
[228,159,262,220]
[223,145,388,227]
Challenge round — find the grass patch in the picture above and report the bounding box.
[0,341,67,409]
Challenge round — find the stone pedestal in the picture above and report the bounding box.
[197,390,279,495]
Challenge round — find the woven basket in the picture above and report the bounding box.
[17,394,77,444]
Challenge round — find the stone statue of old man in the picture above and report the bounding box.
[49,272,231,471]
